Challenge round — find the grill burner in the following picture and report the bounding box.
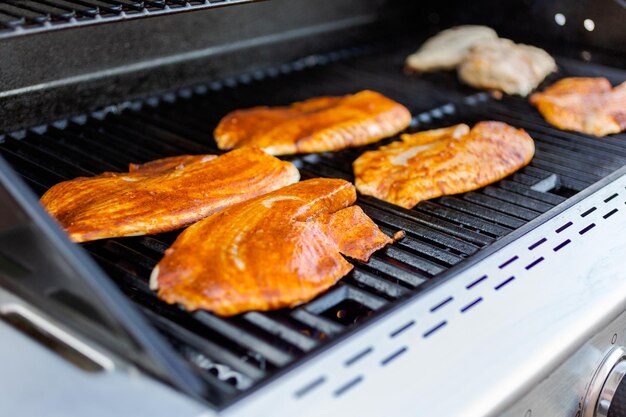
[1,40,625,408]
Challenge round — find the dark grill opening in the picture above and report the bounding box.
[320,300,375,327]
[548,185,580,199]
[1,37,626,408]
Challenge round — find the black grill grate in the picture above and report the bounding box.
[1,42,626,407]
[0,0,255,33]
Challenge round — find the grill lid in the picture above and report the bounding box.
[0,156,207,398]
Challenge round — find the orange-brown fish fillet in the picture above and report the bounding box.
[353,122,535,208]
[40,148,300,243]
[214,90,412,155]
[151,178,392,316]
[530,77,626,136]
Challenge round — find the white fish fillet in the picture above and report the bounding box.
[458,38,556,96]
[405,25,498,72]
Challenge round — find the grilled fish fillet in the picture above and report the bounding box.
[405,25,498,72]
[214,90,412,155]
[353,122,535,209]
[128,154,217,173]
[458,38,556,96]
[530,77,626,136]
[151,178,392,316]
[41,148,300,243]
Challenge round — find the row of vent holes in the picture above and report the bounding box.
[293,188,625,400]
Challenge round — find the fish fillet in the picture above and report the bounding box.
[405,25,498,72]
[151,178,392,316]
[40,148,300,243]
[214,90,411,155]
[458,38,556,96]
[530,77,626,136]
[353,122,535,209]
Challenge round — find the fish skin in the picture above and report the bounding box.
[40,148,300,243]
[152,178,392,316]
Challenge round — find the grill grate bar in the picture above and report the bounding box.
[52,124,141,169]
[143,308,265,381]
[34,0,99,17]
[0,146,69,187]
[99,117,208,156]
[35,132,121,172]
[437,197,526,229]
[533,153,612,180]
[499,180,565,205]
[349,269,409,299]
[132,110,221,146]
[193,312,295,368]
[363,205,480,256]
[72,122,162,162]
[481,186,555,212]
[524,165,591,191]
[0,0,259,32]
[0,10,24,27]
[416,201,512,237]
[90,119,191,158]
[378,226,463,267]
[359,197,494,246]
[111,113,216,155]
[7,135,101,176]
[383,246,445,277]
[290,309,343,337]
[360,256,427,288]
[529,158,597,189]
[533,141,625,171]
[512,172,547,187]
[0,2,49,23]
[8,0,76,20]
[242,312,318,353]
[66,0,122,15]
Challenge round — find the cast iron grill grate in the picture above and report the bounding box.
[0,0,256,33]
[1,43,625,407]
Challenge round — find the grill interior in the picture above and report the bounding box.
[1,38,625,407]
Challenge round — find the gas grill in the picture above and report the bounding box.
[1,1,626,416]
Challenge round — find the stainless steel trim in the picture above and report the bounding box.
[1,303,116,372]
[0,287,210,417]
[584,347,626,417]
[502,309,626,417]
[596,359,626,417]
